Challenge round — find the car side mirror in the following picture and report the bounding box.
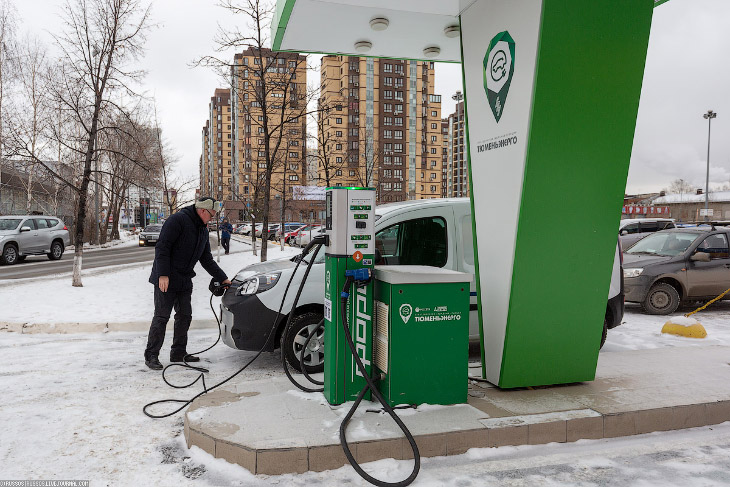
[691,252,711,262]
[20,226,31,232]
[620,230,628,236]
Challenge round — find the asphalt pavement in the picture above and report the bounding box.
[0,234,278,280]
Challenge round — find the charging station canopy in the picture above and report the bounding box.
[272,0,670,62]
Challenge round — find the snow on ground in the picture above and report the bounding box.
[1,329,730,486]
[3,245,730,485]
[0,244,299,324]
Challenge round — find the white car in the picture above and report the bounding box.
[220,198,624,373]
[295,225,325,247]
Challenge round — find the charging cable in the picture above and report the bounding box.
[143,237,326,419]
[338,271,421,487]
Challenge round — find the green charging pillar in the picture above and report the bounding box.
[323,187,376,405]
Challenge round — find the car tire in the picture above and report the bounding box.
[600,317,608,350]
[48,241,64,260]
[641,282,680,315]
[1,243,19,265]
[281,312,325,374]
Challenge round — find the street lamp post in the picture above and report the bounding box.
[703,110,717,221]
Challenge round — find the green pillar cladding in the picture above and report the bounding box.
[461,0,654,387]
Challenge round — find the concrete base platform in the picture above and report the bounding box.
[184,346,730,475]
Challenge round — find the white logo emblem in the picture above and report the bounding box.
[399,304,413,324]
[326,271,331,292]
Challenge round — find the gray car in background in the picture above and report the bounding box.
[138,224,163,246]
[0,215,71,265]
[619,218,675,249]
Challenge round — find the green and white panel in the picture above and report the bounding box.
[461,0,654,387]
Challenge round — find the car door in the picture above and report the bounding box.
[452,204,479,340]
[685,233,730,297]
[33,218,53,252]
[16,218,38,253]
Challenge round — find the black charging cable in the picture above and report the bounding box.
[279,240,328,393]
[143,238,326,419]
[338,273,421,487]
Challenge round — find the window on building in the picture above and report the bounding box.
[350,141,358,150]
[394,169,402,178]
[336,118,342,124]
[336,169,342,176]
[394,117,403,126]
[394,143,403,153]
[243,58,249,65]
[384,103,392,112]
[394,130,403,139]
[395,91,403,101]
[289,174,299,181]
[384,77,392,86]
[384,130,392,138]
[349,170,356,176]
[254,57,260,64]
[431,136,437,142]
[384,143,392,152]
[289,60,296,67]
[336,157,343,163]
[336,130,342,137]
[431,148,436,154]
[336,143,342,150]
[431,123,437,129]
[431,111,437,117]
[384,90,393,99]
[383,64,392,73]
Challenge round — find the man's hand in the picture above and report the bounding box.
[222,279,232,288]
[159,276,169,292]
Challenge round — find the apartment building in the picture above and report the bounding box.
[443,99,469,197]
[319,56,443,203]
[229,47,308,219]
[200,88,232,201]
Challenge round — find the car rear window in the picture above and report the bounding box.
[46,219,59,227]
[35,218,51,229]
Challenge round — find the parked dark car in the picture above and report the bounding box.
[138,224,163,247]
[623,227,730,314]
[0,215,71,265]
[619,218,675,249]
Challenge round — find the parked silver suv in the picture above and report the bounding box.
[0,215,71,265]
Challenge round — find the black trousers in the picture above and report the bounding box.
[144,286,193,360]
[221,236,230,254]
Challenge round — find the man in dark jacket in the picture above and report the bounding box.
[144,197,231,370]
[220,218,233,254]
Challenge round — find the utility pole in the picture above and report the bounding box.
[702,110,717,222]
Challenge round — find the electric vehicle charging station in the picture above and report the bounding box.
[323,186,376,405]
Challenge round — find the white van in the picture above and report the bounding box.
[220,198,623,373]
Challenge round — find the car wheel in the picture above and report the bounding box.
[48,241,64,260]
[1,244,19,265]
[281,312,325,374]
[600,317,608,350]
[641,282,680,315]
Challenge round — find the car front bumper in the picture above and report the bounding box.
[221,289,285,351]
[623,275,653,303]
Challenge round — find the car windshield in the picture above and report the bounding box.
[0,218,22,230]
[626,231,700,256]
[144,225,162,232]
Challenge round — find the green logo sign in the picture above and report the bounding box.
[483,31,515,123]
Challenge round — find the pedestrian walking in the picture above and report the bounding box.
[220,218,233,255]
[143,197,231,370]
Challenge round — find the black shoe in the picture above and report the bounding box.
[170,354,200,363]
[145,357,163,370]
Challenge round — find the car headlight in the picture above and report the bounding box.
[623,268,643,278]
[236,272,281,295]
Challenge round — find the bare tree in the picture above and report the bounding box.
[50,0,151,286]
[14,36,50,213]
[0,0,17,208]
[667,178,695,195]
[196,0,319,262]
[310,98,347,187]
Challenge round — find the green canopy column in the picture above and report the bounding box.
[460,0,654,387]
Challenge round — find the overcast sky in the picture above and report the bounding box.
[13,0,730,195]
